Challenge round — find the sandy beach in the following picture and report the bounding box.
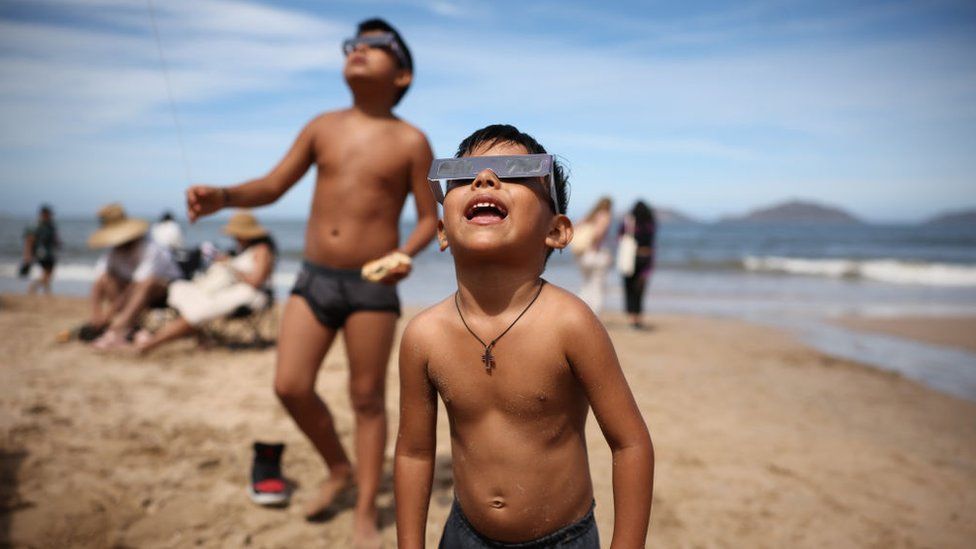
[837,315,976,354]
[2,293,975,548]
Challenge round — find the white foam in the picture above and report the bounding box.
[0,262,100,281]
[744,256,976,286]
[0,261,300,289]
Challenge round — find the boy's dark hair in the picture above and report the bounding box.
[357,18,413,106]
[455,124,570,261]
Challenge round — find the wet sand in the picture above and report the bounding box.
[837,315,976,354]
[2,294,975,547]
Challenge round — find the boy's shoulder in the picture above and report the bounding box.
[540,282,605,337]
[402,294,457,345]
[535,283,606,350]
[388,115,430,148]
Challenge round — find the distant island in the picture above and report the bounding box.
[924,208,976,226]
[654,206,698,224]
[721,199,862,224]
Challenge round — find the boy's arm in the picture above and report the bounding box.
[564,303,654,548]
[22,231,35,262]
[394,318,439,549]
[186,120,317,222]
[380,132,437,284]
[400,134,438,256]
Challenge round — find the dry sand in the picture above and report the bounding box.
[2,294,975,548]
[836,315,976,354]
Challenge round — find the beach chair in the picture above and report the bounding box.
[137,287,278,350]
[200,287,278,349]
[172,246,203,280]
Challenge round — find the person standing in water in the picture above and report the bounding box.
[619,200,657,329]
[20,204,60,295]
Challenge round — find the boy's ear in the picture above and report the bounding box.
[437,219,450,251]
[394,69,412,90]
[545,214,573,251]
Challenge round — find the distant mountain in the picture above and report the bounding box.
[654,206,698,224]
[925,208,976,226]
[721,200,862,224]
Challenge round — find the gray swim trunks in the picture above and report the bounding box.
[439,499,599,548]
[291,260,400,329]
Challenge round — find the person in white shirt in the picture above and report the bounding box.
[572,196,614,314]
[151,211,184,250]
[134,211,276,355]
[86,203,181,350]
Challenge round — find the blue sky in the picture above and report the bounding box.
[0,0,974,222]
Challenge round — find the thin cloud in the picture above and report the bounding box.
[552,133,756,162]
[1,0,974,219]
[0,1,343,147]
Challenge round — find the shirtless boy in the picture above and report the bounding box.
[185,19,437,546]
[395,125,654,548]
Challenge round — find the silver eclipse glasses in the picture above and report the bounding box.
[342,32,409,68]
[426,154,561,214]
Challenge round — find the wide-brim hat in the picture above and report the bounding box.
[88,203,149,249]
[222,210,268,240]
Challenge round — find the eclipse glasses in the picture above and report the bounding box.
[342,32,410,69]
[426,154,561,214]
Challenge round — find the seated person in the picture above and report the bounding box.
[133,211,276,354]
[151,210,185,251]
[87,203,182,350]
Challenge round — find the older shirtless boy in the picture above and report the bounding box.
[395,124,654,548]
[186,19,437,547]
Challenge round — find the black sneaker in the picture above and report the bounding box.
[248,441,289,506]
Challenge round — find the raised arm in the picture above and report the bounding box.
[186,119,318,222]
[564,302,654,548]
[394,318,439,549]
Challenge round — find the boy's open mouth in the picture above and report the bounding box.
[464,195,509,225]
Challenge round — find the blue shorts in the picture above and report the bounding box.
[290,260,400,329]
[439,499,599,548]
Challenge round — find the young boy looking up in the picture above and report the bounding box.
[185,18,437,547]
[395,125,654,548]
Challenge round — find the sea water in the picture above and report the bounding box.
[3,216,975,399]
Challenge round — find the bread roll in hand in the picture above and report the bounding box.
[361,251,412,282]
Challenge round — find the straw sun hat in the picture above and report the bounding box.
[222,211,269,240]
[87,203,150,249]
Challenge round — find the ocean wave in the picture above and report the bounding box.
[743,256,976,286]
[0,262,299,288]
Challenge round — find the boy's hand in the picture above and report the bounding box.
[361,251,412,284]
[380,260,412,285]
[186,185,228,223]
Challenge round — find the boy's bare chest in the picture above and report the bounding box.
[313,124,409,182]
[428,339,582,420]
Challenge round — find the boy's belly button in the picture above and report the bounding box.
[488,497,506,509]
